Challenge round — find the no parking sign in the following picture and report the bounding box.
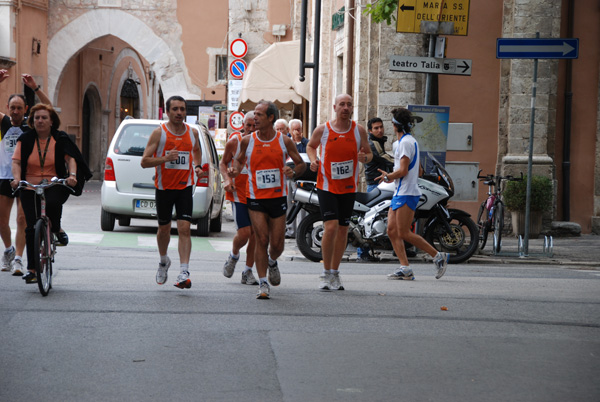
[229,59,247,79]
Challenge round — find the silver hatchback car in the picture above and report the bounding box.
[100,118,224,236]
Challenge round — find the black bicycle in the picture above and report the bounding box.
[14,178,74,296]
[476,171,522,254]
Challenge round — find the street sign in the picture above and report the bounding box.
[230,38,248,58]
[496,38,579,59]
[229,59,247,79]
[390,56,472,76]
[212,104,227,113]
[396,0,470,36]
[228,80,243,111]
[229,111,244,131]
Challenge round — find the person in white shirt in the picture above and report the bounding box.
[375,108,448,281]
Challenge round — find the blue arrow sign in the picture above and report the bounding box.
[496,38,579,59]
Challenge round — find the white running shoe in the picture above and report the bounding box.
[1,246,15,272]
[174,271,192,289]
[319,272,333,291]
[11,259,24,276]
[330,273,344,291]
[268,260,281,286]
[223,254,238,278]
[156,257,171,285]
[387,267,415,280]
[241,270,258,285]
[433,252,449,279]
[256,282,270,299]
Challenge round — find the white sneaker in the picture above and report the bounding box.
[174,271,192,289]
[1,246,15,272]
[256,282,270,299]
[387,266,415,280]
[156,257,171,285]
[319,272,333,291]
[241,270,258,285]
[330,273,344,291]
[223,254,238,278]
[11,259,24,276]
[433,252,449,279]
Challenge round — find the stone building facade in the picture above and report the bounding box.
[313,0,599,233]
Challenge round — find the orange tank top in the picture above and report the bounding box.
[225,133,248,203]
[154,123,195,190]
[246,131,288,200]
[316,121,361,194]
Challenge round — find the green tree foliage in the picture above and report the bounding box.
[363,0,399,25]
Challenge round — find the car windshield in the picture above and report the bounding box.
[113,124,155,156]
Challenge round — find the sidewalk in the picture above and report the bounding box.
[283,234,600,268]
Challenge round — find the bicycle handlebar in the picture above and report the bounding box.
[477,170,523,182]
[12,177,76,195]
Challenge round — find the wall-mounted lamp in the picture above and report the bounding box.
[32,38,41,55]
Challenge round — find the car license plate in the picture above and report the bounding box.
[135,199,156,212]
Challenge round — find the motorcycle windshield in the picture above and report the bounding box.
[427,152,454,195]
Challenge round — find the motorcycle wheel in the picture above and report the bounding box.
[424,213,479,264]
[296,212,324,262]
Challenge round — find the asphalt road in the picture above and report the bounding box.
[1,181,599,402]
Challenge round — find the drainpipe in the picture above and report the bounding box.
[562,0,574,221]
[345,2,354,96]
[299,0,321,133]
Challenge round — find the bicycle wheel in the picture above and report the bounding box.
[493,202,504,254]
[34,219,52,296]
[477,204,489,250]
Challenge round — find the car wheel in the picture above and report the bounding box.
[209,206,222,233]
[101,208,115,231]
[118,217,131,227]
[196,205,211,237]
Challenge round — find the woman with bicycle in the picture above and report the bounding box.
[375,108,449,281]
[10,104,91,283]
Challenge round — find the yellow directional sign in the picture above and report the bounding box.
[396,0,470,36]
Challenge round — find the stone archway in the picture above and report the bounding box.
[47,9,198,105]
[82,84,103,179]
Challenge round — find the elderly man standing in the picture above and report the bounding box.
[285,119,309,238]
[274,118,290,137]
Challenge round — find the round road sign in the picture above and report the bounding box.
[230,38,248,58]
[229,111,244,131]
[229,59,247,79]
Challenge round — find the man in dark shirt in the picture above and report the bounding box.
[364,117,394,192]
[358,117,394,261]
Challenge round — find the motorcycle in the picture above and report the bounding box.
[286,153,479,264]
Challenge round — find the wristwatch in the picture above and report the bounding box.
[292,170,296,179]
[34,85,41,92]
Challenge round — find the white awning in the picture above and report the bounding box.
[238,40,311,111]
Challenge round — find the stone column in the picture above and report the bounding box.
[499,1,561,182]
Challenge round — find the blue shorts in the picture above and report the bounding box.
[391,195,420,211]
[232,201,251,229]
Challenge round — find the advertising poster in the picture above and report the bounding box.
[198,106,218,137]
[408,105,450,172]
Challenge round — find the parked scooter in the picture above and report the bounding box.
[286,154,479,264]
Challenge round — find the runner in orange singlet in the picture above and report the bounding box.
[220,112,257,285]
[307,94,372,291]
[229,100,305,299]
[141,96,202,290]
